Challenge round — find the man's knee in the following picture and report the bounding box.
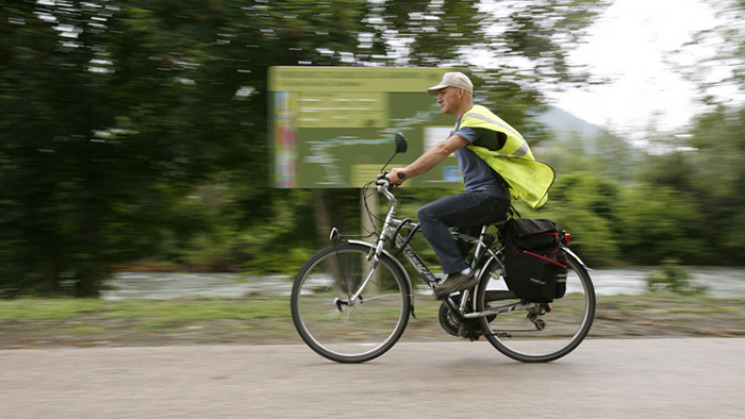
[417,205,435,222]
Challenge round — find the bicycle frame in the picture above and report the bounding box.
[334,181,517,320]
[336,179,594,324]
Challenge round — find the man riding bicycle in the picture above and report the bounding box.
[387,71,554,298]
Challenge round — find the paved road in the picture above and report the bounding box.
[1,338,744,418]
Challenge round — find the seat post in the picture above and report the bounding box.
[471,224,491,268]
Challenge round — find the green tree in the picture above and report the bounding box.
[636,104,745,264]
[0,0,610,296]
[615,184,699,264]
[653,0,745,264]
[687,106,745,260]
[520,173,621,266]
[674,0,745,107]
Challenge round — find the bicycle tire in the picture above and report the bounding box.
[291,242,411,363]
[476,252,596,362]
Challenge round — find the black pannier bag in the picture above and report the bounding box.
[500,219,568,303]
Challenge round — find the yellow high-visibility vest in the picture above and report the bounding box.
[458,105,554,209]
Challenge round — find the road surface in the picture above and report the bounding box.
[1,338,743,418]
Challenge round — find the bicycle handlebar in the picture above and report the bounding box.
[373,173,398,208]
[375,172,405,188]
[375,173,389,186]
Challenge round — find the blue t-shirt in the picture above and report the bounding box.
[451,123,507,196]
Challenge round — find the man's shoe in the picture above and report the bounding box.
[434,270,477,299]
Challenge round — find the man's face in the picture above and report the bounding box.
[436,86,462,116]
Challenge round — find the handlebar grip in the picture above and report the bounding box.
[397,173,405,180]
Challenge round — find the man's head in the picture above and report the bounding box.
[427,72,474,118]
[427,72,473,96]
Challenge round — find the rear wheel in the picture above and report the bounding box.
[476,253,595,362]
[291,242,411,363]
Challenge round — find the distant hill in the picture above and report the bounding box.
[532,106,636,180]
[534,106,612,154]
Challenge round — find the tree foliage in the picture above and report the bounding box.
[1,0,611,295]
[678,0,745,106]
[3,0,744,298]
[642,0,745,262]
[638,105,745,264]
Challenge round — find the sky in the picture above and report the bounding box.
[547,0,720,140]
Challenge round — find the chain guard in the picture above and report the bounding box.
[438,302,461,336]
[438,302,483,341]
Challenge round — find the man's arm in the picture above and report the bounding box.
[388,134,468,184]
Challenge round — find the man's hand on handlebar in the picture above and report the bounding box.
[387,168,406,185]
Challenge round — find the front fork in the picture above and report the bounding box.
[329,225,387,308]
[345,241,383,305]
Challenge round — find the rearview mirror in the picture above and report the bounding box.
[394,133,407,154]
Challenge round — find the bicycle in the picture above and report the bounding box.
[291,133,596,363]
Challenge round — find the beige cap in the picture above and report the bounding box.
[427,71,473,95]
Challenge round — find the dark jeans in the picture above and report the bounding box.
[417,190,509,275]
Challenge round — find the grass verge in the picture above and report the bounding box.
[1,293,744,349]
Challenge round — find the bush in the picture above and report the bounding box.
[646,258,707,295]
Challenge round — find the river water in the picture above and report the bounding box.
[101,267,745,301]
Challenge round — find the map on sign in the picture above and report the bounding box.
[269,67,463,188]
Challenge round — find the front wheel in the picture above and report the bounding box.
[291,242,411,363]
[476,252,596,362]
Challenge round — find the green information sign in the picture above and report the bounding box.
[269,66,463,188]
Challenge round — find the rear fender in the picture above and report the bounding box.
[562,247,593,271]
